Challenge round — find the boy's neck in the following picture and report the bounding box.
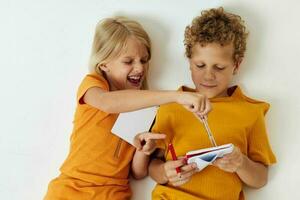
[182,85,237,98]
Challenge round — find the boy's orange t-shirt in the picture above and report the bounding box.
[151,86,276,200]
[44,74,135,200]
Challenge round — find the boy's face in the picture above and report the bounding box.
[189,42,240,98]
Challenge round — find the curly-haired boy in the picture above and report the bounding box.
[149,7,276,200]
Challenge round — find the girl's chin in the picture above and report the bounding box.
[126,83,142,89]
[126,80,143,89]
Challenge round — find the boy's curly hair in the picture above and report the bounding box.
[184,7,249,62]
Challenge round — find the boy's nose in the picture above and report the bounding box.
[204,69,215,80]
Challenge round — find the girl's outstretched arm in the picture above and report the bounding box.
[83,87,211,114]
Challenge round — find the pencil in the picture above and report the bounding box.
[168,143,181,173]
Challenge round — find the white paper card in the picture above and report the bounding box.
[111,107,158,145]
[186,143,234,171]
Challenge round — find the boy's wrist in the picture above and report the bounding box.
[161,162,169,184]
[236,154,247,173]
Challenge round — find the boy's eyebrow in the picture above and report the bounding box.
[192,58,230,65]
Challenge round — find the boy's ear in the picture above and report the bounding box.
[233,59,243,75]
[188,59,193,71]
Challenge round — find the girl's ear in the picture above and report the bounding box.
[233,59,243,75]
[97,63,110,73]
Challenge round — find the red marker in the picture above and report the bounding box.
[168,143,181,173]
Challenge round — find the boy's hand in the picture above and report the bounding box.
[177,92,211,117]
[163,158,197,186]
[133,132,166,155]
[212,146,245,173]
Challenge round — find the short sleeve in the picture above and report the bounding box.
[77,73,109,104]
[150,106,174,152]
[248,103,277,165]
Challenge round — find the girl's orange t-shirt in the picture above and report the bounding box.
[44,74,135,200]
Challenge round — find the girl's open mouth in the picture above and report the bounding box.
[127,75,143,87]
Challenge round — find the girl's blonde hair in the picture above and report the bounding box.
[89,16,151,89]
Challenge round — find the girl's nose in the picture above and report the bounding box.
[134,62,145,73]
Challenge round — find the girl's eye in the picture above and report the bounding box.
[141,59,148,64]
[196,64,205,68]
[124,61,133,65]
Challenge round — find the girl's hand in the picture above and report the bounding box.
[176,92,211,117]
[133,132,166,155]
[163,158,197,186]
[212,146,245,173]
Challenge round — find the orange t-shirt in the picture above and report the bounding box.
[44,74,135,200]
[151,86,276,200]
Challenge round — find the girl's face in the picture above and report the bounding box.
[189,42,241,98]
[100,36,149,90]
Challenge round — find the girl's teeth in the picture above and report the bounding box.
[128,76,142,81]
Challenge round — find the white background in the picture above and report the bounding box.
[1,0,300,199]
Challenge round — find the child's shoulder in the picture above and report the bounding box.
[237,87,270,115]
[83,73,108,83]
[79,73,109,91]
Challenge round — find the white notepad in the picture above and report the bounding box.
[185,143,234,171]
[111,107,158,145]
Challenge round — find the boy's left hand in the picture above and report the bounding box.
[133,132,166,155]
[212,146,245,173]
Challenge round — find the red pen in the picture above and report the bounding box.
[168,143,181,173]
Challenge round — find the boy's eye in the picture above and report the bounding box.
[215,65,225,70]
